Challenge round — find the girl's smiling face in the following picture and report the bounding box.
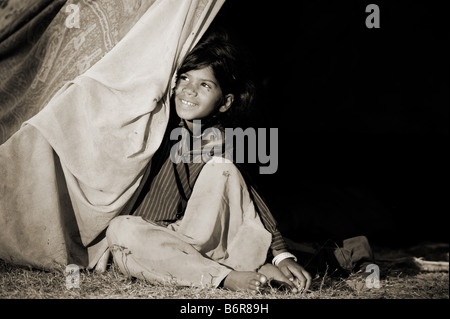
[174,66,233,130]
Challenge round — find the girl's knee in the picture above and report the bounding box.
[106,215,174,249]
[106,215,140,245]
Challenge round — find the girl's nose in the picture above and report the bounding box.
[183,83,197,96]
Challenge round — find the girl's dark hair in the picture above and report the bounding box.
[177,27,255,128]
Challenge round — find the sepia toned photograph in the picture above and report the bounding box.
[0,0,448,313]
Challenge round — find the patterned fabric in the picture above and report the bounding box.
[0,0,156,144]
[131,135,203,225]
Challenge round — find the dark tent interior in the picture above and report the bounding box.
[210,0,449,248]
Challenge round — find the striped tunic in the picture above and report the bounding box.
[120,124,287,254]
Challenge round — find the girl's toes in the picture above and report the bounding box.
[257,274,267,285]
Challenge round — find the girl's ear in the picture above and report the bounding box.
[219,94,234,113]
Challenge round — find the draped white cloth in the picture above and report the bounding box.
[0,0,225,270]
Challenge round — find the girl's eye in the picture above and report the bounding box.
[201,82,211,89]
[179,75,189,81]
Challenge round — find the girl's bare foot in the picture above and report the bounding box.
[222,270,267,292]
[258,263,298,293]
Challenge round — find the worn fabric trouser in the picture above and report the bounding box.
[106,158,272,288]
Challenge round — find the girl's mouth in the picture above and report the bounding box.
[181,99,198,107]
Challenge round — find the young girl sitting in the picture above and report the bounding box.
[106,28,312,293]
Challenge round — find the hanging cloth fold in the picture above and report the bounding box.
[0,0,225,270]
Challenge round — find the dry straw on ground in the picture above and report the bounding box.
[1,245,448,299]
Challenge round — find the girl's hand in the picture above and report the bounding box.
[277,258,312,293]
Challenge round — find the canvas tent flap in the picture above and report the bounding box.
[0,0,225,270]
[0,0,152,145]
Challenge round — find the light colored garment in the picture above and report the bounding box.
[0,0,225,270]
[106,158,272,288]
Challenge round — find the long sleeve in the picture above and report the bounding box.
[248,185,288,252]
